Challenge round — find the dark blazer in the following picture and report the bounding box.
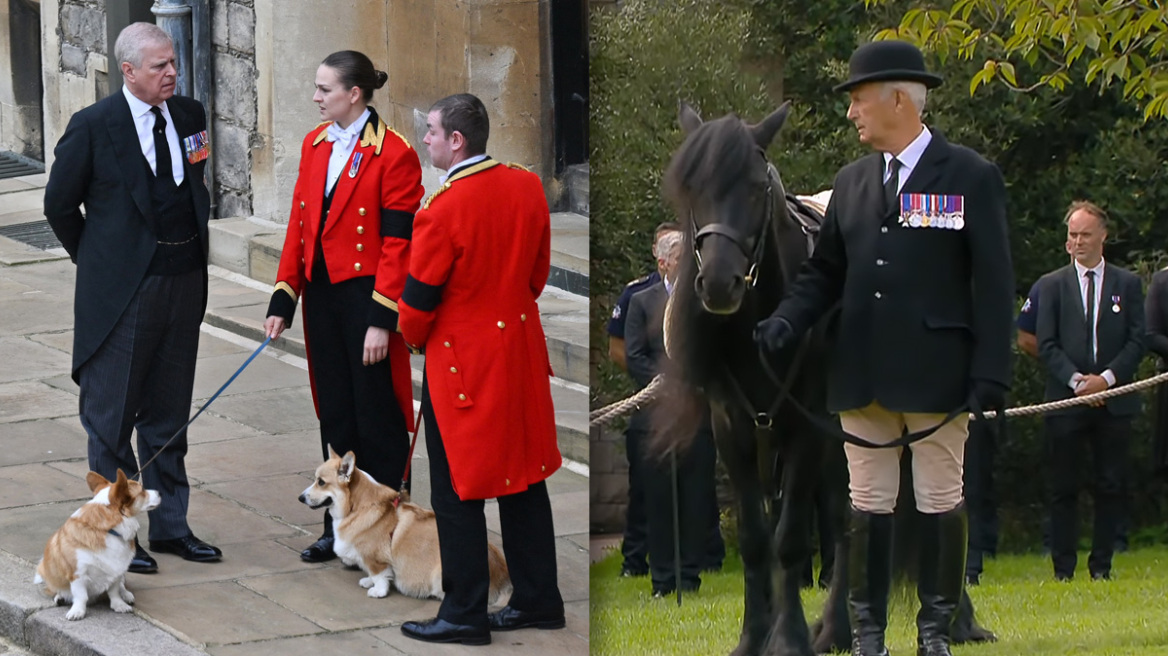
[43,91,211,380]
[625,281,669,432]
[1036,263,1145,416]
[1146,268,1168,362]
[775,129,1014,414]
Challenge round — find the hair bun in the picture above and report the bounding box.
[374,70,388,89]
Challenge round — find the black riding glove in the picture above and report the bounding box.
[754,316,796,354]
[970,379,1007,411]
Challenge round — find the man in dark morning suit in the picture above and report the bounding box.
[624,232,719,597]
[42,22,220,573]
[756,41,1013,656]
[1036,200,1145,581]
[398,94,565,645]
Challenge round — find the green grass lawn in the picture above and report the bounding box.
[591,547,1168,655]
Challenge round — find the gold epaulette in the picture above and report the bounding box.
[506,162,531,172]
[310,121,333,146]
[423,183,452,211]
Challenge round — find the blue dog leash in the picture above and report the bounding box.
[133,335,272,480]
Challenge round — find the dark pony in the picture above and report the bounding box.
[655,101,849,656]
[654,103,995,655]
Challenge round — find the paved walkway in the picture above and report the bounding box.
[0,173,588,656]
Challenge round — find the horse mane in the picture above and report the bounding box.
[663,114,764,207]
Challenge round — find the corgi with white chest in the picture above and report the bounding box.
[34,469,160,620]
[299,446,512,602]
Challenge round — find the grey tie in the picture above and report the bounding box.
[1085,270,1096,364]
[884,157,901,213]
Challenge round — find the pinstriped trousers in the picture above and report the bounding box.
[78,270,203,542]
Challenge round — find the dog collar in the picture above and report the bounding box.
[107,527,125,540]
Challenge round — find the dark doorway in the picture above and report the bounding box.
[8,0,44,161]
[550,0,588,175]
[106,0,156,98]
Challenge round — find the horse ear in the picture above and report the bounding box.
[679,101,703,135]
[751,101,792,149]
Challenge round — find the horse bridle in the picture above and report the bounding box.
[690,157,778,288]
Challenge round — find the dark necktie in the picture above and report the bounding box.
[1085,270,1096,364]
[150,106,174,187]
[884,156,901,213]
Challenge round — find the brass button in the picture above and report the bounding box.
[357,226,365,235]
[497,321,505,329]
[299,221,303,228]
[300,257,305,264]
[458,393,466,401]
[443,341,451,348]
[299,201,305,209]
[450,366,457,373]
[521,313,526,321]
[358,208,367,216]
[354,263,362,272]
[299,239,304,245]
[356,244,364,252]
[541,465,546,472]
[505,478,510,486]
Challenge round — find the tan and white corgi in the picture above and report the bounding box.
[34,469,160,620]
[299,446,512,602]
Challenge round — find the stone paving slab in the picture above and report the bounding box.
[0,465,89,511]
[206,631,405,656]
[0,420,87,468]
[0,237,67,267]
[0,338,72,385]
[130,581,326,644]
[203,473,321,528]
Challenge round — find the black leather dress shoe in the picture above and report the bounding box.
[488,605,566,631]
[128,543,158,574]
[401,617,490,645]
[150,534,222,562]
[300,536,336,563]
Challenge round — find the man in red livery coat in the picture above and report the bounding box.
[398,93,565,646]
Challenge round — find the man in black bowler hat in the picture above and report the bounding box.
[756,40,1013,656]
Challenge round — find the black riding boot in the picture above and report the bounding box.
[848,507,893,656]
[916,503,968,656]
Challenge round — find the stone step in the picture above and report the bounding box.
[202,266,589,464]
[563,163,589,216]
[549,211,588,296]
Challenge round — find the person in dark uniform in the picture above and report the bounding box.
[1036,200,1145,581]
[1146,267,1168,479]
[44,22,221,573]
[264,50,423,563]
[398,93,565,645]
[624,232,719,596]
[756,40,1014,656]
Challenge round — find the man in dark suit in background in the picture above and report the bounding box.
[625,232,720,597]
[756,40,1014,656]
[43,22,220,573]
[1036,200,1144,581]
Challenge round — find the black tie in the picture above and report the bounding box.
[150,106,174,187]
[1085,270,1096,364]
[884,156,901,213]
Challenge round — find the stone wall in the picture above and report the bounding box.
[1,0,45,160]
[590,423,630,534]
[41,0,110,166]
[211,0,257,219]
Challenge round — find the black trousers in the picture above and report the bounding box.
[304,275,408,535]
[963,418,1000,577]
[422,380,564,627]
[1046,409,1131,578]
[621,423,650,574]
[79,270,202,542]
[646,422,718,593]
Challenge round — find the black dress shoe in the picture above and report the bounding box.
[401,617,490,645]
[150,534,222,562]
[488,605,566,631]
[129,544,158,574]
[300,536,336,563]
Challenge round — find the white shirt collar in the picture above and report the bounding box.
[1074,257,1106,280]
[440,154,489,184]
[122,84,166,120]
[329,108,371,140]
[885,125,932,176]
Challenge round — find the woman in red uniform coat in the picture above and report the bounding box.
[264,50,423,563]
[397,94,564,645]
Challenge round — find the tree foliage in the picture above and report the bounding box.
[865,0,1168,120]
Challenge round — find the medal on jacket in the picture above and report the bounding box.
[349,152,363,178]
[1112,295,1121,313]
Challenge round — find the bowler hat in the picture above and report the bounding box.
[833,40,943,93]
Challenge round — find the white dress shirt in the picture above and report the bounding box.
[122,85,184,185]
[439,154,489,185]
[1070,258,1116,388]
[883,125,933,191]
[325,108,370,195]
